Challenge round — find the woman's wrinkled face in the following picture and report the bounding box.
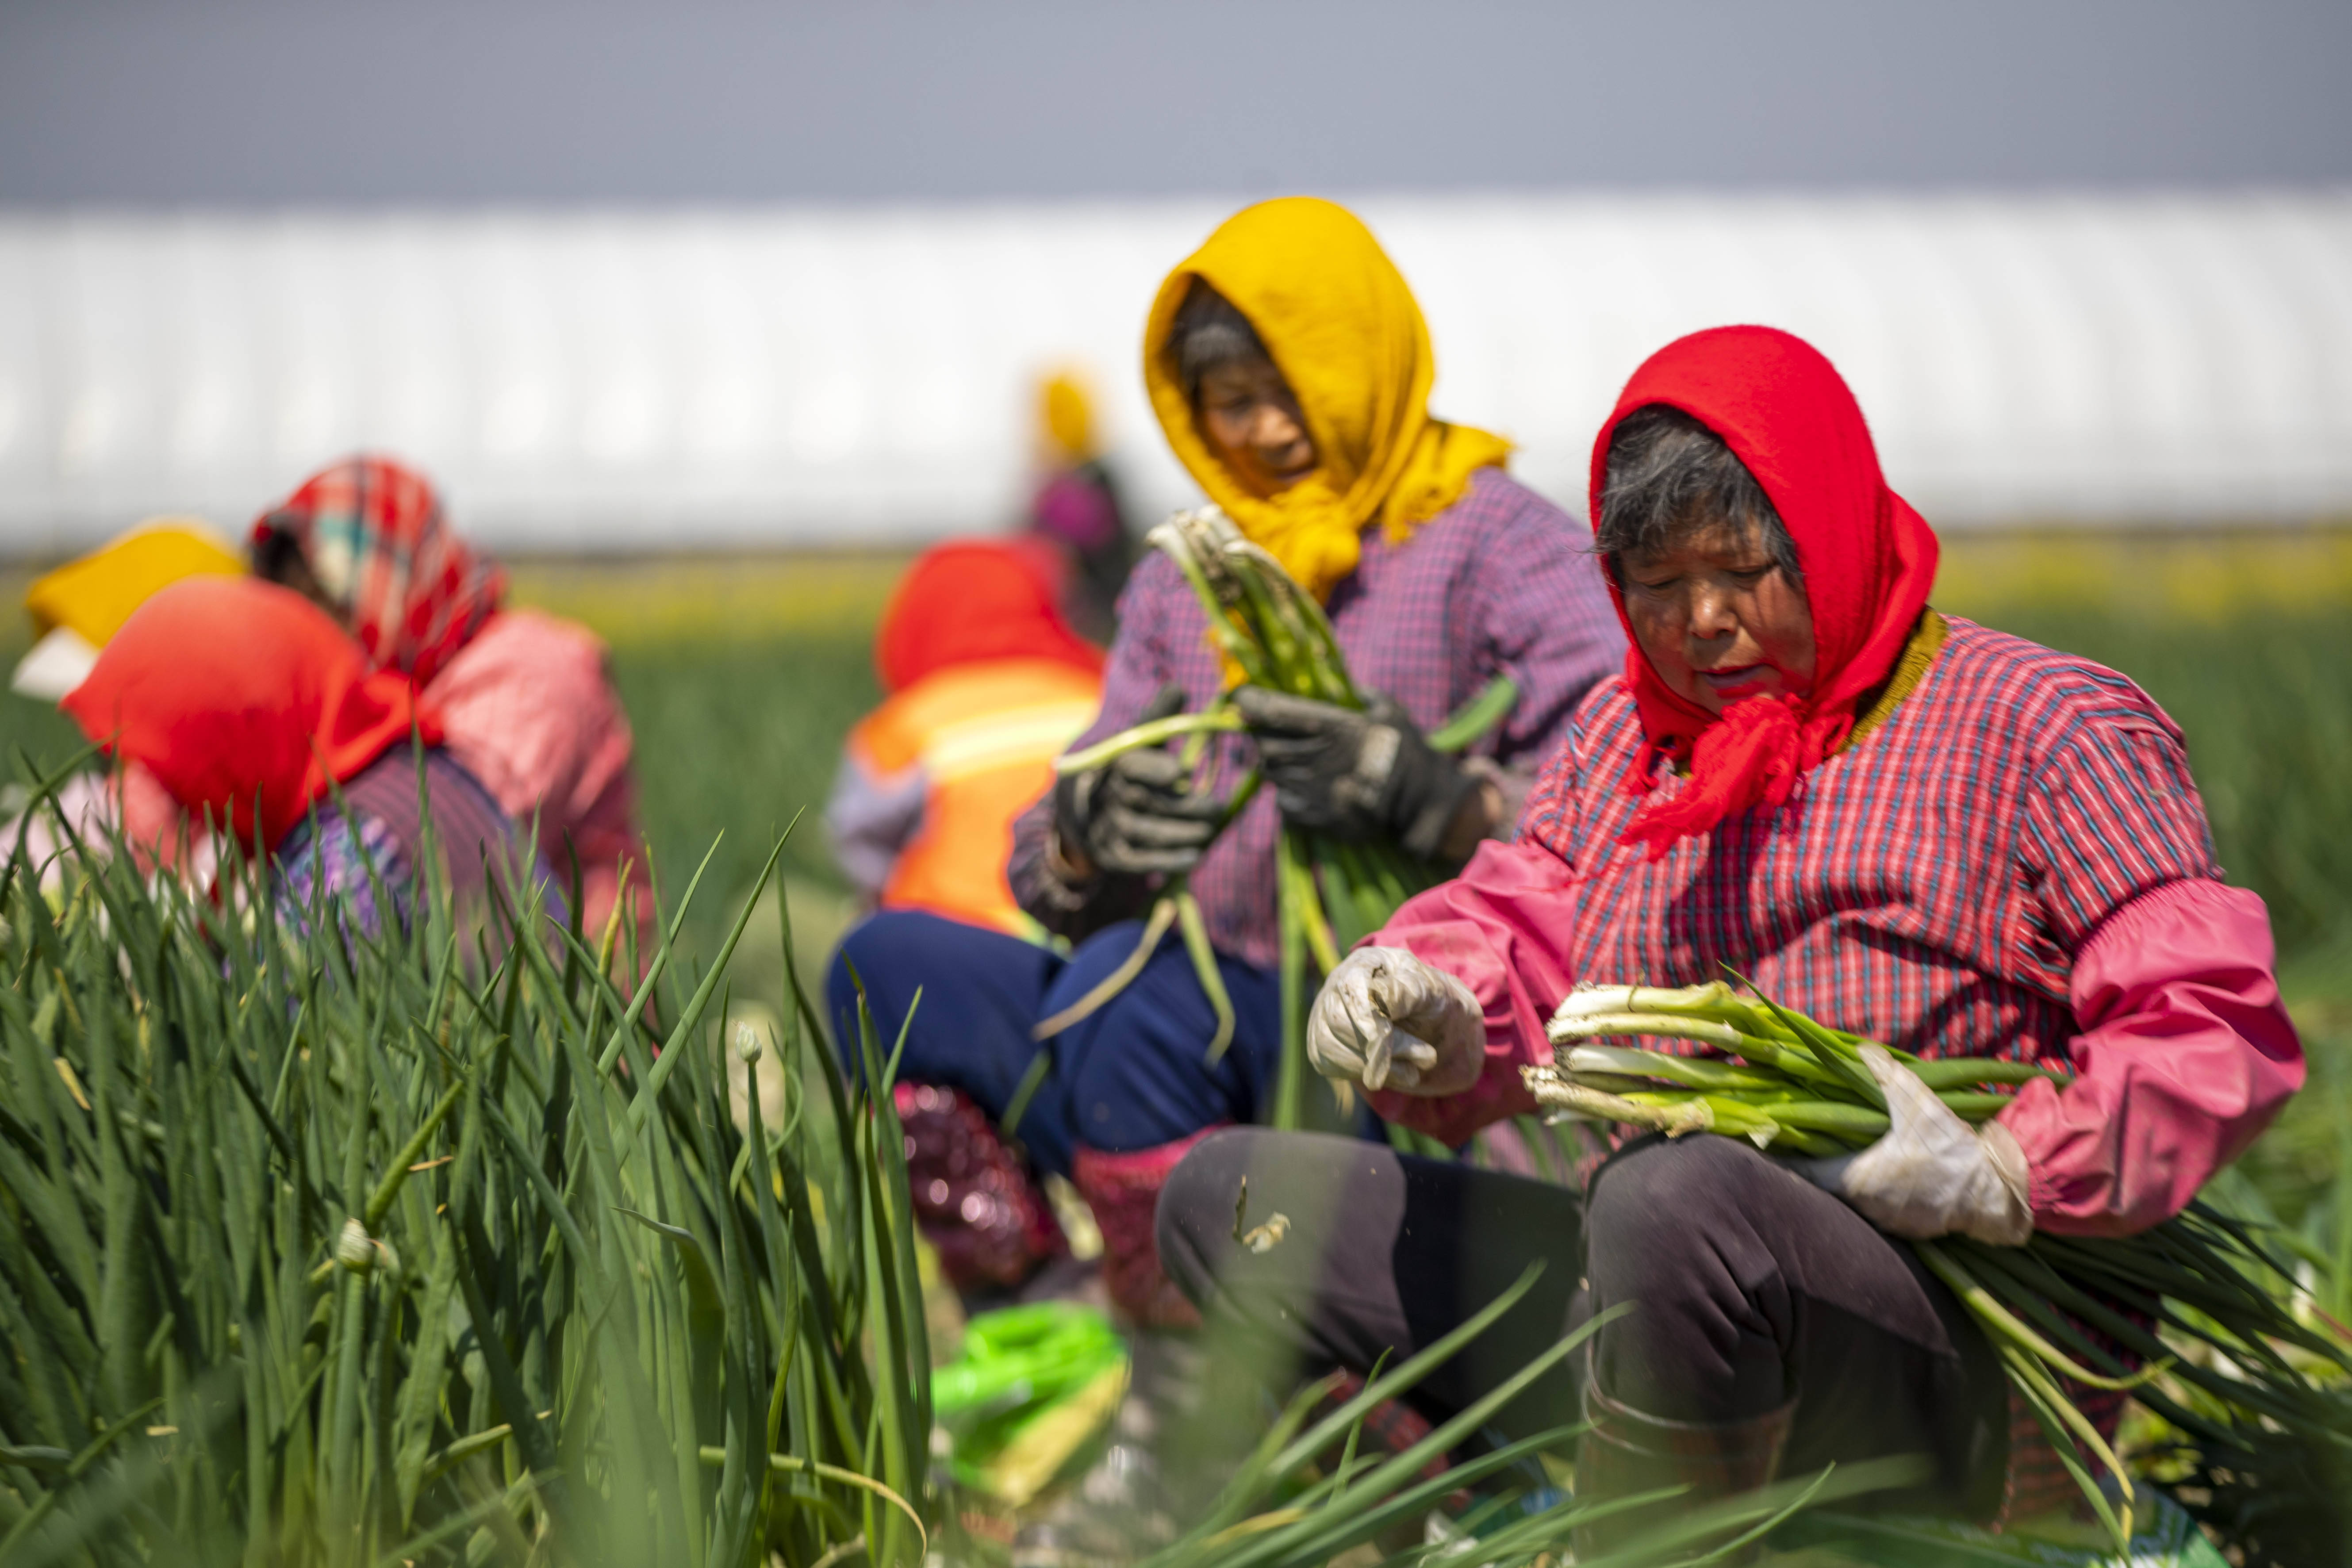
[1196,359,1318,493]
[1617,517,1818,716]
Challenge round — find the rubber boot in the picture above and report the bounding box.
[1070,1129,1220,1330]
[894,1083,1065,1296]
[1571,1380,1796,1564]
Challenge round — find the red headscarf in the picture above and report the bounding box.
[61,577,439,853]
[251,456,505,687]
[1589,326,1940,856]
[874,539,1104,694]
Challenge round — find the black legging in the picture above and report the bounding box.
[1156,1127,2009,1517]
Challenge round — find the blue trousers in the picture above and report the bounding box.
[826,909,1284,1178]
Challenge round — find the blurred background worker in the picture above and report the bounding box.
[12,520,246,702]
[829,538,1104,935]
[836,197,1626,1327]
[1025,369,1138,643]
[60,576,540,935]
[7,520,249,877]
[250,456,650,955]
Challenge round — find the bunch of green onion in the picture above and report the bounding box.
[1041,508,1514,1134]
[1528,980,2352,1550]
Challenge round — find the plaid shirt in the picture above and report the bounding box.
[1520,615,2219,1062]
[1011,468,1626,968]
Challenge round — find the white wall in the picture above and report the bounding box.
[0,192,2346,554]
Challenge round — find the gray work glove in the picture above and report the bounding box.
[1232,686,1481,859]
[1052,682,1224,878]
[1306,947,1486,1097]
[1800,1043,2034,1246]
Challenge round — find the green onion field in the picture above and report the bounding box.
[0,528,2345,1565]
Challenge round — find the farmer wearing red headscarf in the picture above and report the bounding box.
[251,457,647,951]
[1154,328,2302,1546]
[829,539,1105,933]
[61,576,535,935]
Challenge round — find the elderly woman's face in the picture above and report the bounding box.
[1618,518,1817,717]
[1197,359,1317,493]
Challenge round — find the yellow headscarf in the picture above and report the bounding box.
[1040,370,1097,464]
[1143,198,1512,600]
[26,519,246,647]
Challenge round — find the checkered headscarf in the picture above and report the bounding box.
[252,456,505,687]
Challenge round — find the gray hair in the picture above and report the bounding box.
[1166,280,1273,403]
[1596,405,1801,583]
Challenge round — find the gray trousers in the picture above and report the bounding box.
[1155,1127,2009,1517]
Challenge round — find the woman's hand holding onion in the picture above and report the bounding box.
[1802,1043,2034,1246]
[1306,947,1485,1097]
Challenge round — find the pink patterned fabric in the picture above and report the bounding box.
[1364,617,2302,1235]
[1072,1127,1223,1329]
[894,1083,1066,1293]
[116,760,186,869]
[2001,1384,2126,1522]
[425,609,648,953]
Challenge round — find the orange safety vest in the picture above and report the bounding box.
[846,656,1103,935]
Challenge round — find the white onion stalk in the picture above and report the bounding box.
[1522,1062,1714,1137]
[1546,1011,1746,1050]
[1549,980,1735,1023]
[1564,1043,1780,1093]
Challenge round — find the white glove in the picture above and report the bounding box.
[1305,947,1485,1097]
[1803,1043,2034,1246]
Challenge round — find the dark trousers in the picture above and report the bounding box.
[826,909,1284,1177]
[1157,1127,2009,1516]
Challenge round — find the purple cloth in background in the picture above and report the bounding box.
[825,748,929,902]
[1032,468,1123,552]
[1009,468,1625,968]
[275,747,545,939]
[277,810,413,939]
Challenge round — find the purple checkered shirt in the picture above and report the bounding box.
[1010,468,1625,968]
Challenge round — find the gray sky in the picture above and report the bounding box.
[3,0,2348,204]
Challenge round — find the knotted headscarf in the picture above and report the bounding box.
[1591,326,1940,856]
[251,456,506,687]
[874,540,1105,694]
[1143,198,1512,600]
[61,577,437,854]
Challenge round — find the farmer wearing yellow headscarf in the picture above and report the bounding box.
[1026,368,1138,641]
[833,199,1622,1337]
